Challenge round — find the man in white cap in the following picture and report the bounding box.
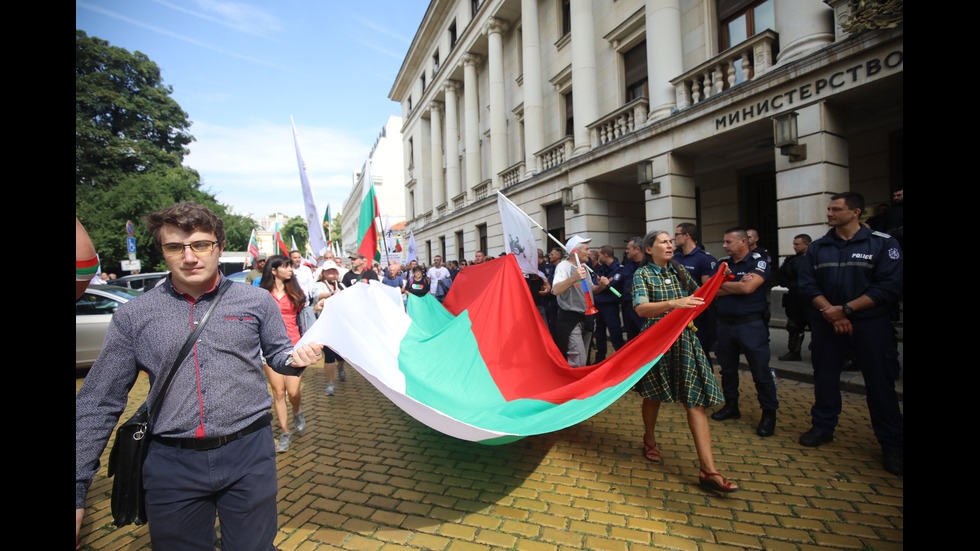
[551,235,604,367]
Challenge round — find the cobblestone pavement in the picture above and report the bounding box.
[77,362,903,551]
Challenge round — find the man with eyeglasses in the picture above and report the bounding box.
[76,202,324,550]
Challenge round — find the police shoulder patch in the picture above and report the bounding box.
[888,247,900,260]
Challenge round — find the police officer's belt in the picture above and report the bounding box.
[717,313,764,325]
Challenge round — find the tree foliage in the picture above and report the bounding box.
[281,216,309,256]
[75,30,257,273]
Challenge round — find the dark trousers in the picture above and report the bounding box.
[593,302,624,360]
[143,425,278,551]
[715,318,778,410]
[622,300,643,341]
[807,311,903,450]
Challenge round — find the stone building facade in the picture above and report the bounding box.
[389,0,903,264]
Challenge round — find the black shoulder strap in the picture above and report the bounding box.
[148,279,234,422]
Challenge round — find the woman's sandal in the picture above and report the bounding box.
[644,442,662,464]
[698,469,738,494]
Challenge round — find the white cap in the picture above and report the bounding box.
[565,234,592,253]
[321,260,340,273]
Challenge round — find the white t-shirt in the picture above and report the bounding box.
[427,266,451,294]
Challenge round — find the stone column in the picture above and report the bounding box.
[486,17,509,190]
[444,81,461,208]
[521,0,544,176]
[642,152,696,233]
[570,0,599,155]
[775,101,848,256]
[429,101,445,212]
[774,0,834,64]
[646,0,683,121]
[463,54,482,196]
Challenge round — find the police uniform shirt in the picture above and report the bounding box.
[715,252,770,317]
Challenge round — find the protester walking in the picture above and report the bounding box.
[632,231,737,494]
[261,255,308,452]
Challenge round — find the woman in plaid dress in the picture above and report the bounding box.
[633,231,737,494]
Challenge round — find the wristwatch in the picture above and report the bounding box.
[842,303,854,317]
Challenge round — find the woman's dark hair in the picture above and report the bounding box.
[641,230,693,291]
[261,255,306,310]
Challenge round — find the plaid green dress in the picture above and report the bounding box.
[632,262,723,407]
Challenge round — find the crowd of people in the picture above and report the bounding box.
[76,190,903,547]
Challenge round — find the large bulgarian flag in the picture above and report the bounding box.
[298,255,728,444]
[357,160,380,263]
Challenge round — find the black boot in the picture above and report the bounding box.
[779,327,803,361]
[756,410,776,437]
[711,401,741,421]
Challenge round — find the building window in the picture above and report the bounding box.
[561,0,571,37]
[440,236,446,260]
[563,91,574,137]
[449,20,458,50]
[456,230,464,261]
[432,51,440,74]
[407,95,413,113]
[407,137,414,169]
[624,40,648,101]
[719,0,775,50]
[545,203,565,248]
[477,223,487,257]
[472,0,481,18]
[421,73,427,92]
[409,190,415,219]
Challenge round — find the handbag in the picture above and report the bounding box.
[106,279,233,527]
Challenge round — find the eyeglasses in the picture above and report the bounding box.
[162,240,220,257]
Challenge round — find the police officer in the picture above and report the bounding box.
[672,223,718,357]
[797,192,903,476]
[777,234,811,361]
[620,237,646,341]
[711,227,779,437]
[593,245,626,361]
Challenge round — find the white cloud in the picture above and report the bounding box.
[186,120,369,218]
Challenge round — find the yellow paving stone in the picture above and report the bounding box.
[583,535,631,551]
[446,541,489,551]
[763,525,816,543]
[512,538,558,551]
[527,512,567,529]
[311,527,348,546]
[757,537,806,551]
[499,519,540,537]
[586,511,626,526]
[473,528,518,548]
[668,522,716,542]
[539,526,584,546]
[649,533,701,551]
[713,531,764,549]
[546,503,587,520]
[730,521,767,536]
[406,532,451,550]
[373,526,414,543]
[568,519,609,536]
[460,513,502,530]
[812,532,865,548]
[343,534,385,551]
[688,514,734,531]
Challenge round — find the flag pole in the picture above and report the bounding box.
[496,190,567,252]
[495,190,596,275]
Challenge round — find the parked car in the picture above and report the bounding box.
[106,272,169,292]
[76,286,140,369]
[227,270,249,283]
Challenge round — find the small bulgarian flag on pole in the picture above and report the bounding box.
[357,160,381,264]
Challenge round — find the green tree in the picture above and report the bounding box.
[281,216,309,256]
[75,30,257,273]
[76,30,193,188]
[331,213,343,251]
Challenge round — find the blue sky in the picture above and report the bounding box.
[76,0,428,221]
